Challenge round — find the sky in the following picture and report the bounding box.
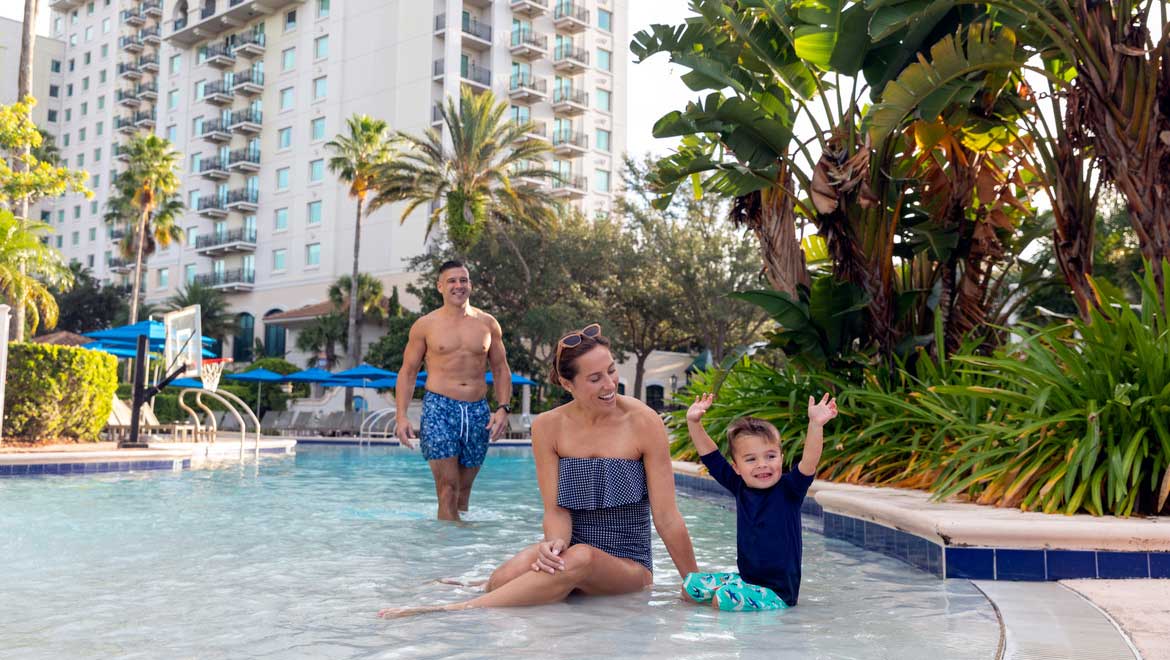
[0,1,698,158]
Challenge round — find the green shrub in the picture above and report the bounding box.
[4,343,118,442]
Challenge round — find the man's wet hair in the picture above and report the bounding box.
[438,259,467,276]
[726,417,781,458]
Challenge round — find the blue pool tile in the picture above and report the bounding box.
[0,464,10,476]
[1046,550,1097,580]
[27,464,43,475]
[1149,553,1170,579]
[1097,551,1149,579]
[926,543,942,576]
[996,549,1046,581]
[12,464,28,475]
[946,548,995,579]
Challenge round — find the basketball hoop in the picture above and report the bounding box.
[200,357,232,392]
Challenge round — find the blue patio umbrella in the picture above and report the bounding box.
[167,377,205,389]
[226,368,286,412]
[85,320,216,351]
[362,375,427,389]
[486,372,538,386]
[335,364,395,380]
[284,367,338,383]
[83,342,141,359]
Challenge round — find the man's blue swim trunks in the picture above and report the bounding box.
[418,391,491,468]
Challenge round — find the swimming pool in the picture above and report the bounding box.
[0,446,999,659]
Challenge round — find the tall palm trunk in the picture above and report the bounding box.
[344,198,364,411]
[128,207,150,325]
[12,0,40,340]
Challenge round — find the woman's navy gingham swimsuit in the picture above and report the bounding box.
[556,457,653,572]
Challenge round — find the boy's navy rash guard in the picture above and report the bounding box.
[699,450,814,606]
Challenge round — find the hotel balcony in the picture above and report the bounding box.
[114,116,137,134]
[553,2,589,33]
[194,228,257,256]
[199,157,230,180]
[552,44,589,73]
[228,107,262,135]
[231,69,264,96]
[464,0,491,7]
[136,81,158,101]
[551,87,588,115]
[121,8,146,27]
[226,188,259,212]
[168,0,302,47]
[139,25,161,45]
[142,1,163,18]
[199,118,231,143]
[195,267,255,292]
[227,149,260,174]
[203,43,236,69]
[120,36,144,53]
[49,0,85,11]
[132,109,156,128]
[434,13,493,51]
[109,228,127,241]
[508,74,548,102]
[113,144,130,162]
[524,120,549,141]
[233,32,266,58]
[433,58,492,90]
[550,174,588,198]
[510,30,548,60]
[139,54,160,73]
[117,62,142,81]
[197,195,229,218]
[552,129,588,156]
[513,160,548,187]
[107,257,133,273]
[202,80,234,106]
[116,89,142,109]
[511,0,549,17]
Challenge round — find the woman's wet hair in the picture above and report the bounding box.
[551,328,612,385]
[726,417,781,457]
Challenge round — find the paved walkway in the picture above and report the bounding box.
[1062,580,1170,660]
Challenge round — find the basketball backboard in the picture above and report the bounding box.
[163,305,203,378]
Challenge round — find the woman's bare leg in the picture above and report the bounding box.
[379,545,650,618]
[485,544,542,592]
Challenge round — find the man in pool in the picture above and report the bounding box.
[396,260,512,522]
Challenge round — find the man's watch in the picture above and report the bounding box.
[497,404,512,414]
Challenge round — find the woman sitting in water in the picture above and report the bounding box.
[380,323,699,617]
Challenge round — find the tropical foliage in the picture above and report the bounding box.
[164,282,238,345]
[3,342,117,442]
[0,209,72,334]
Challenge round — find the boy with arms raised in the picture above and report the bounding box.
[684,392,838,611]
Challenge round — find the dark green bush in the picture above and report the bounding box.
[4,343,118,442]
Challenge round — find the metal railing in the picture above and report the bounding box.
[119,36,143,49]
[203,80,233,98]
[197,195,228,212]
[132,109,156,123]
[203,43,235,61]
[461,60,491,86]
[138,54,159,69]
[510,74,547,94]
[462,14,492,41]
[229,107,262,125]
[117,62,140,76]
[234,31,266,49]
[552,129,588,149]
[232,69,264,86]
[552,174,588,191]
[173,16,188,31]
[511,29,548,49]
[553,44,589,64]
[139,25,161,40]
[226,188,259,205]
[199,157,227,174]
[554,1,588,22]
[552,87,588,105]
[228,149,260,167]
[195,268,255,287]
[195,228,257,249]
[200,118,229,135]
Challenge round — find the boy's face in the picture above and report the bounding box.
[730,434,783,489]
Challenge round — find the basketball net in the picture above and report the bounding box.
[200,358,231,392]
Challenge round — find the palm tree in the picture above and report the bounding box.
[0,209,72,335]
[327,273,385,354]
[108,192,184,263]
[372,86,559,280]
[13,0,41,339]
[294,313,348,369]
[325,115,396,409]
[165,282,239,346]
[118,134,181,325]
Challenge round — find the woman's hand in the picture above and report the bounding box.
[531,538,567,574]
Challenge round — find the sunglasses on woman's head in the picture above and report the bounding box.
[558,323,601,350]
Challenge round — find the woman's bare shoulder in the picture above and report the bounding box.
[531,408,566,446]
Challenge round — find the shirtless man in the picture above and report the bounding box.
[396,260,512,521]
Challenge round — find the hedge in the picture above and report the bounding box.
[4,343,118,442]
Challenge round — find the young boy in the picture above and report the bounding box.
[684,392,838,611]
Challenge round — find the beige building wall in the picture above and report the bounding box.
[615,350,693,409]
[38,0,627,366]
[0,17,65,138]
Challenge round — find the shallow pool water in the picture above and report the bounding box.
[0,446,999,659]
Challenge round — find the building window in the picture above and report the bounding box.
[81,76,89,90]
[83,51,91,65]
[93,147,101,162]
[595,169,611,193]
[314,35,329,59]
[158,268,169,289]
[56,235,63,248]
[100,44,108,58]
[47,110,58,122]
[168,89,179,110]
[54,17,62,34]
[285,9,297,31]
[598,8,613,31]
[280,87,294,110]
[51,59,61,73]
[96,96,104,109]
[63,132,70,146]
[85,26,93,41]
[272,249,287,271]
[597,88,612,113]
[88,227,97,241]
[276,167,290,190]
[81,101,88,116]
[646,384,665,411]
[307,200,322,224]
[72,231,80,245]
[595,128,611,152]
[282,47,296,71]
[310,117,326,141]
[102,17,110,33]
[87,254,94,268]
[597,49,612,72]
[233,313,255,362]
[195,80,206,100]
[79,127,86,142]
[305,243,321,266]
[264,311,287,356]
[309,159,324,182]
[49,85,59,98]
[166,125,177,142]
[189,190,201,208]
[190,153,202,172]
[98,69,106,83]
[92,174,100,188]
[277,127,292,149]
[317,0,330,18]
[274,207,288,230]
[184,264,197,285]
[193,116,204,135]
[186,225,199,247]
[77,153,85,167]
[170,54,181,75]
[312,77,327,100]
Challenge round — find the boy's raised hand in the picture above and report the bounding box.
[686,392,715,424]
[808,392,838,427]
